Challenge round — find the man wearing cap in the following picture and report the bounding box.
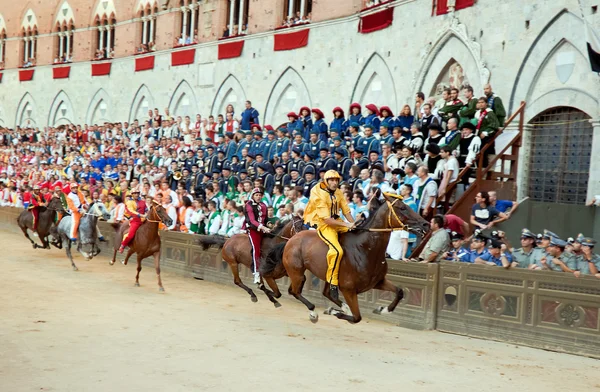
[316,147,337,174]
[511,229,537,268]
[273,164,290,187]
[256,162,274,195]
[530,229,555,269]
[262,128,277,161]
[353,147,370,171]
[475,239,512,268]
[303,131,325,158]
[443,231,470,262]
[65,182,87,241]
[274,128,290,159]
[302,166,318,198]
[541,237,575,272]
[288,167,305,188]
[303,170,355,301]
[289,147,305,175]
[334,147,352,181]
[244,187,270,284]
[28,184,46,234]
[311,108,328,144]
[578,238,600,278]
[118,190,147,253]
[250,125,266,156]
[359,125,380,155]
[457,122,481,187]
[378,122,393,146]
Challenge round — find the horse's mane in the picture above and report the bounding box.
[355,196,383,230]
[264,217,292,238]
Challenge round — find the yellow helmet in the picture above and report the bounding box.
[324,170,342,181]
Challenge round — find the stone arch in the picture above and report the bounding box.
[54,1,75,27]
[168,79,198,118]
[48,90,75,126]
[412,18,490,103]
[264,66,311,126]
[136,0,159,13]
[15,92,37,127]
[351,52,397,111]
[0,13,6,34]
[21,8,38,32]
[86,88,111,125]
[211,74,247,118]
[129,84,155,123]
[509,9,600,118]
[91,0,117,23]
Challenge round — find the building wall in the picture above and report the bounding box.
[0,0,599,197]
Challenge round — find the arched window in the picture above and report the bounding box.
[282,0,312,26]
[139,6,158,52]
[55,22,74,63]
[177,0,200,46]
[95,17,116,60]
[22,28,38,67]
[225,0,249,37]
[527,107,593,204]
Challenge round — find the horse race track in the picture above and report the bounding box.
[1,230,599,392]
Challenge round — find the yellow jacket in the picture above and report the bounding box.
[303,182,351,228]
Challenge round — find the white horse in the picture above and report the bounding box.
[56,202,111,271]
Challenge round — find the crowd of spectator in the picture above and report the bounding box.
[21,57,36,68]
[280,12,311,28]
[0,85,598,278]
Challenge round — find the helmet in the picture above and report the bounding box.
[70,182,79,188]
[324,170,342,181]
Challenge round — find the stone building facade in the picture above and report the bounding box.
[0,0,599,203]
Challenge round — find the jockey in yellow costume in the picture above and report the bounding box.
[303,170,355,302]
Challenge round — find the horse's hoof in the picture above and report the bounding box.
[373,306,388,315]
[159,287,165,292]
[72,267,78,271]
[135,282,140,287]
[324,307,333,315]
[309,311,319,324]
[109,261,114,266]
[372,307,381,315]
[251,296,258,303]
[274,302,282,308]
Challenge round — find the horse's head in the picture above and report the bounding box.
[370,188,430,237]
[48,196,67,213]
[152,201,173,227]
[93,202,112,221]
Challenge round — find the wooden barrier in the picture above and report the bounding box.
[2,207,599,357]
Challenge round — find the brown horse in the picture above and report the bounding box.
[196,217,304,307]
[281,189,430,323]
[17,196,66,250]
[109,202,173,291]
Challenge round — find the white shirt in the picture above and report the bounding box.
[415,178,438,211]
[67,192,82,212]
[114,203,126,222]
[164,205,177,230]
[443,156,460,183]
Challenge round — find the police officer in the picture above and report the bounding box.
[512,228,537,269]
[541,237,574,272]
[459,231,489,263]
[578,238,600,278]
[531,229,557,269]
[444,231,470,261]
[475,239,513,268]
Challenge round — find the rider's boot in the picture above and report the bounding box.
[98,236,106,242]
[330,285,340,302]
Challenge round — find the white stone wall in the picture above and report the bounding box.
[1,0,600,196]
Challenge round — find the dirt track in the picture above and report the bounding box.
[1,230,599,392]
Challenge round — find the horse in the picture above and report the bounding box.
[196,216,304,307]
[280,189,430,323]
[17,196,66,250]
[56,202,111,271]
[109,202,173,291]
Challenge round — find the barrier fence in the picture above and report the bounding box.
[1,207,599,358]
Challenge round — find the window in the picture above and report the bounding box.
[283,0,312,24]
[178,0,199,46]
[22,28,38,67]
[95,18,116,60]
[225,0,249,37]
[527,107,593,205]
[55,23,74,63]
[139,6,158,52]
[0,30,5,69]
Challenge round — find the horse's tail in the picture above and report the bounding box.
[260,243,286,276]
[196,235,227,250]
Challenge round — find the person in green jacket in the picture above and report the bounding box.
[438,87,463,122]
[484,84,506,128]
[475,97,500,167]
[458,85,478,127]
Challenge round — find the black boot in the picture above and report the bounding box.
[329,285,339,302]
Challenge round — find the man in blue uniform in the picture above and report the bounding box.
[274,128,290,159]
[359,124,380,155]
[312,108,328,144]
[335,147,352,181]
[241,100,259,131]
[303,130,325,157]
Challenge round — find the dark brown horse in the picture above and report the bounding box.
[196,217,304,307]
[17,196,66,250]
[281,189,430,323]
[109,202,173,291]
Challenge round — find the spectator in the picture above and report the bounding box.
[488,190,518,217]
[414,166,437,220]
[438,145,459,200]
[443,214,469,237]
[475,239,512,268]
[387,183,418,260]
[470,191,507,231]
[418,215,450,263]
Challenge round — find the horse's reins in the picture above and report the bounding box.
[144,204,168,224]
[366,193,408,233]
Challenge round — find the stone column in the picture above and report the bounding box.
[0,41,4,64]
[587,119,600,201]
[516,124,534,201]
[106,25,112,56]
[98,26,104,52]
[59,32,64,59]
[142,17,148,44]
[229,0,235,35]
[149,16,155,43]
[238,0,245,34]
[24,38,29,63]
[300,0,306,18]
[189,5,196,41]
[288,0,294,17]
[181,8,188,41]
[66,31,71,57]
[30,37,36,59]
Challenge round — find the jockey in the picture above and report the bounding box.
[118,190,147,253]
[244,187,271,284]
[65,182,87,241]
[303,169,355,302]
[28,184,46,235]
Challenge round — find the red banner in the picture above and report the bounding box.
[436,0,473,15]
[91,62,112,76]
[359,8,394,34]
[0,73,3,83]
[171,48,195,66]
[19,69,35,82]
[53,66,71,79]
[218,41,244,60]
[135,55,155,72]
[274,29,310,51]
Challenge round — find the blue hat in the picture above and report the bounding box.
[255,152,263,157]
[247,152,256,159]
[307,151,317,160]
[520,228,536,240]
[334,147,346,155]
[257,162,269,171]
[319,147,329,152]
[277,127,288,133]
[222,164,231,171]
[275,164,283,169]
[254,131,262,136]
[204,137,212,142]
[381,121,391,128]
[290,167,299,172]
[543,229,559,239]
[319,167,328,173]
[548,237,568,248]
[354,147,364,154]
[236,129,245,134]
[212,168,221,174]
[267,130,275,135]
[350,122,360,128]
[292,147,302,155]
[217,147,225,154]
[450,231,464,241]
[488,239,503,249]
[332,136,342,142]
[364,124,374,130]
[303,166,315,175]
[310,130,319,135]
[225,131,234,137]
[581,237,597,247]
[239,168,248,174]
[206,144,215,150]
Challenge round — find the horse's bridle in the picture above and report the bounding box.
[145,204,168,224]
[367,193,408,233]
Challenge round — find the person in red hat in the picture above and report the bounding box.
[287,112,302,134]
[298,106,313,141]
[330,107,346,136]
[348,103,364,128]
[311,108,328,144]
[379,106,394,125]
[364,103,381,132]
